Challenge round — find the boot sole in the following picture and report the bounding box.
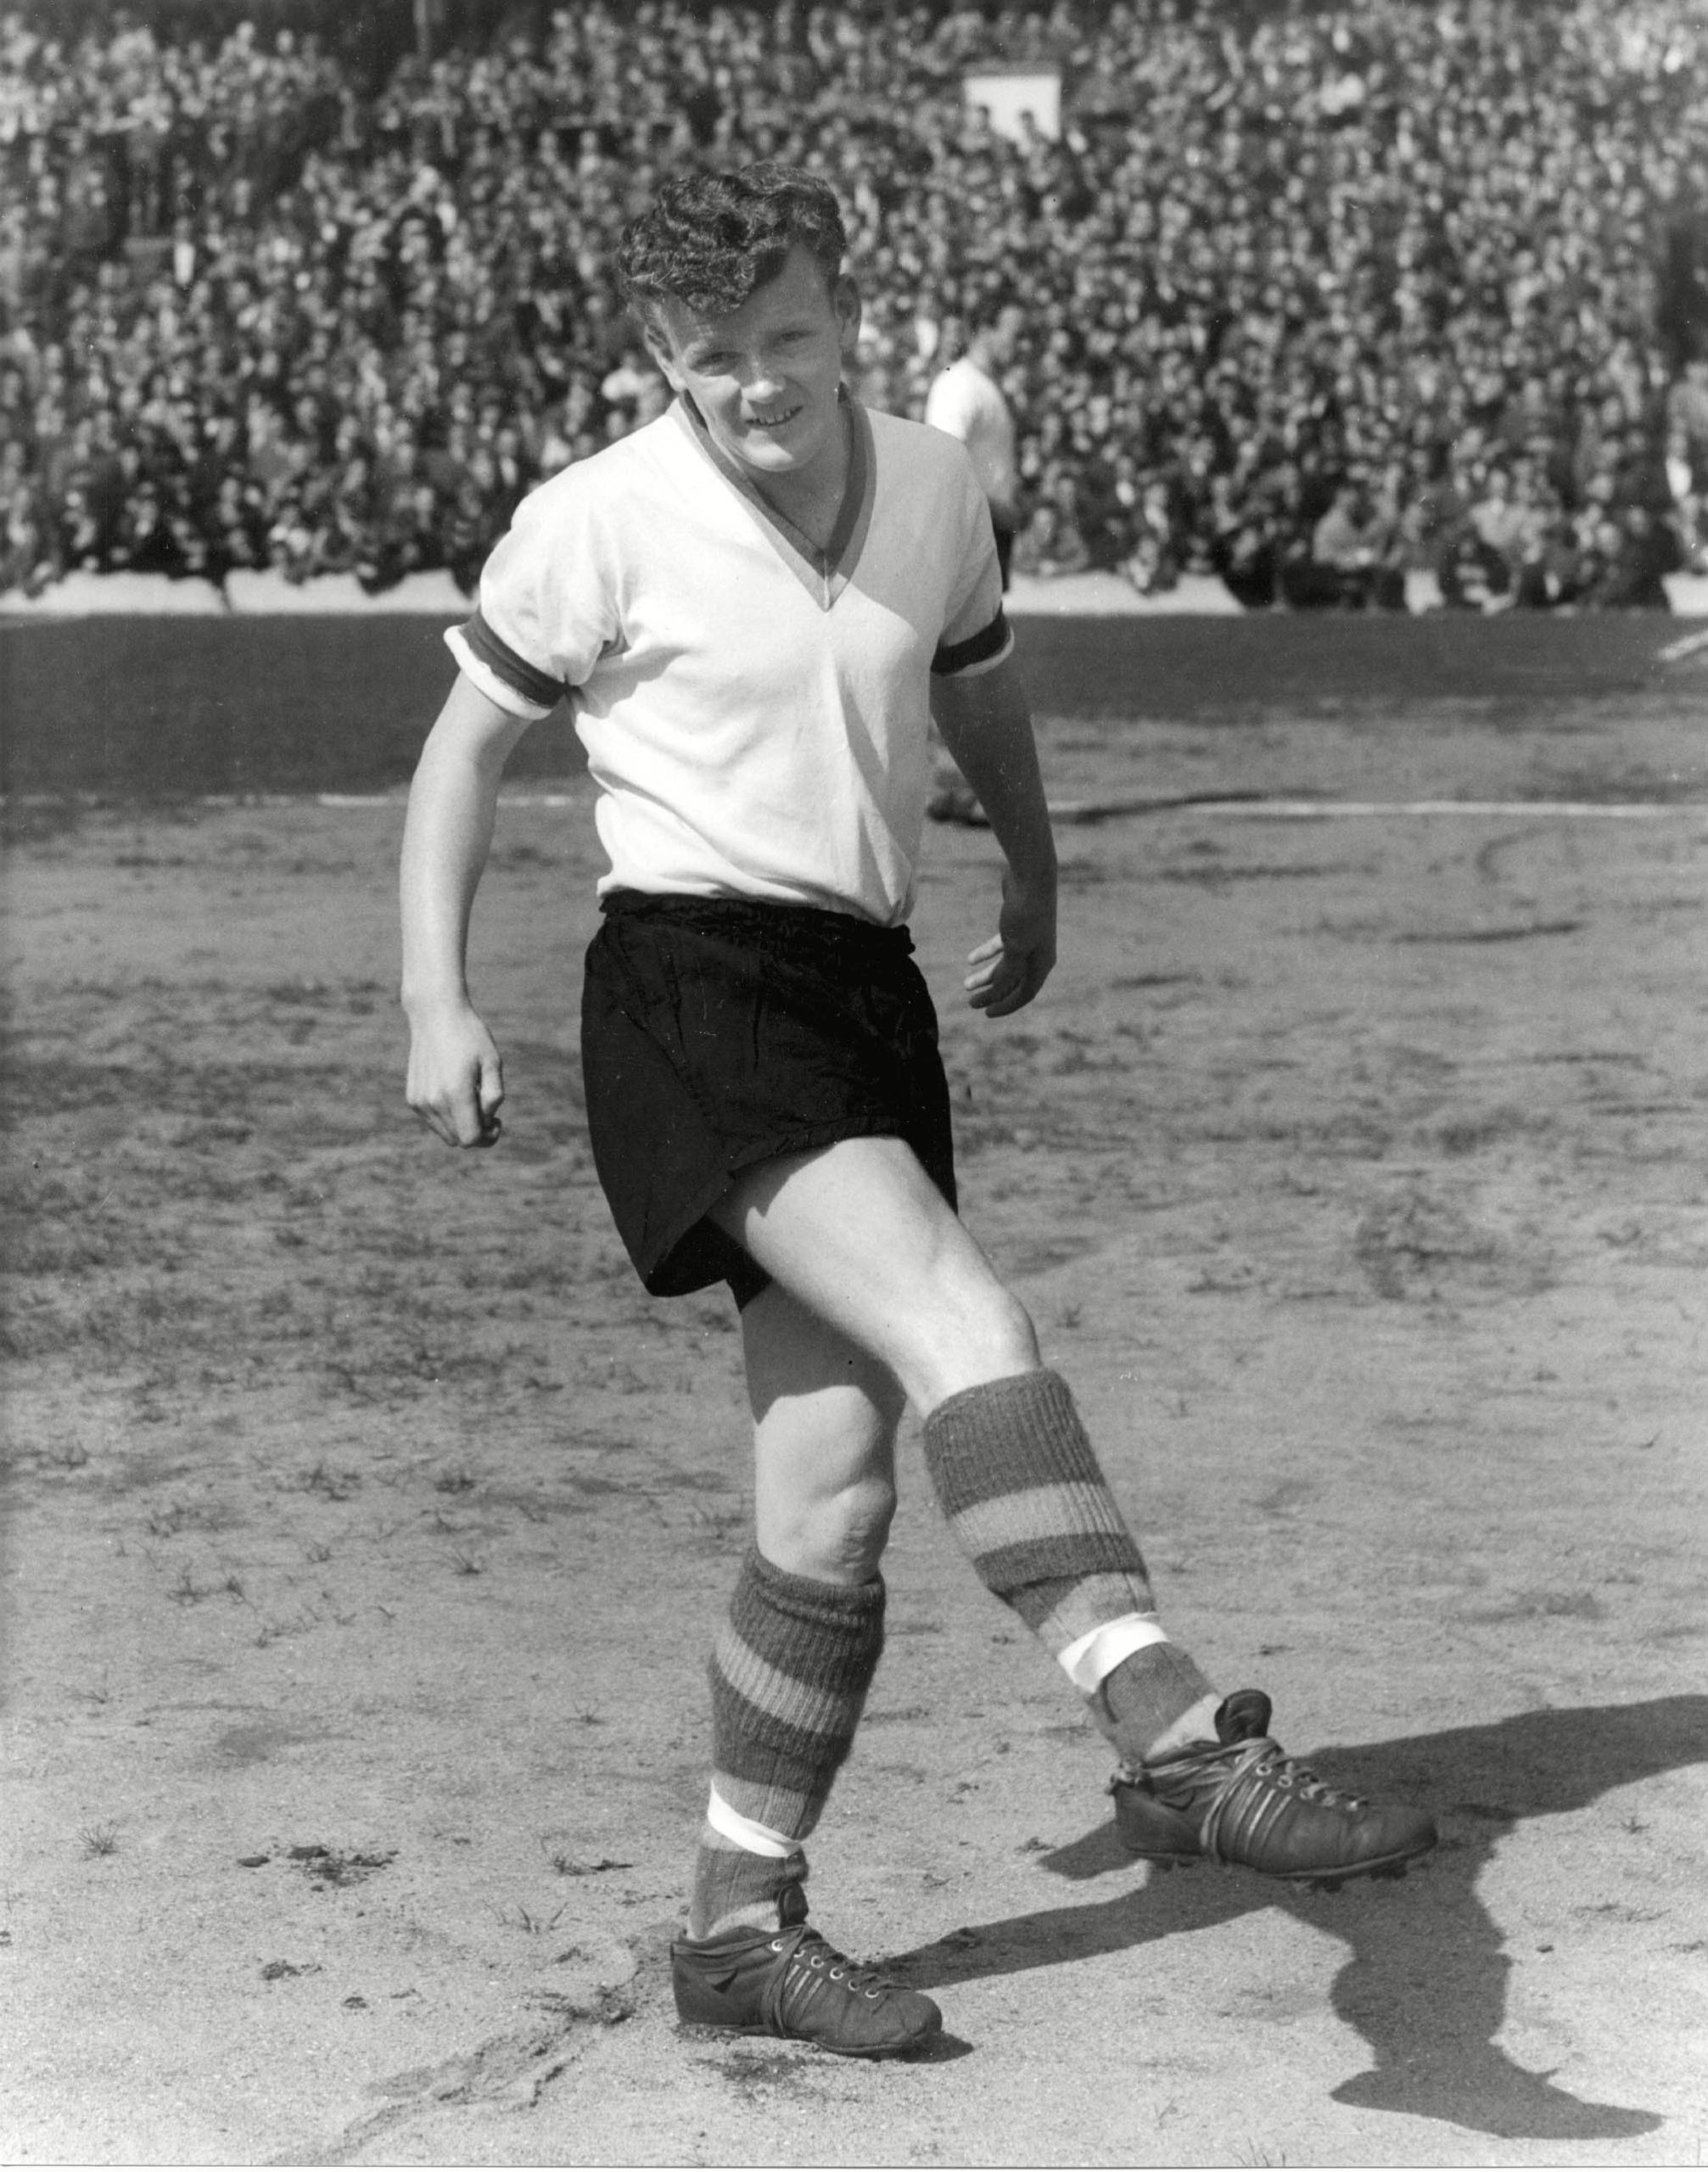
[675,2015,940,2059]
[1124,1839,1434,1891]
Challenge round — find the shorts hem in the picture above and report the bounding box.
[637,1114,923,1299]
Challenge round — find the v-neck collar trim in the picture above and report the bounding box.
[669,389,874,611]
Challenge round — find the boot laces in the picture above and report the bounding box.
[1183,1738,1369,1863]
[775,1924,895,2002]
[1217,1738,1364,1806]
[1246,1742,1366,1810]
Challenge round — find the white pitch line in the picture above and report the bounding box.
[1207,799,1704,820]
[1656,625,1708,664]
[300,791,1705,820]
[24,789,1673,819]
[1037,795,1705,823]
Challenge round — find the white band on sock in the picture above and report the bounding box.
[705,1786,798,1859]
[1057,1612,1172,1695]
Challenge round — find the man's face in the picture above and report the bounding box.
[989,305,1025,366]
[642,244,860,489]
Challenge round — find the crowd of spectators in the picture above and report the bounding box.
[3,0,1707,609]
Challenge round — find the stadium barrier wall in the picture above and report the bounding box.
[2,606,1698,800]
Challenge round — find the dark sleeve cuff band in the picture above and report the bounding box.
[457,610,567,710]
[931,607,1010,678]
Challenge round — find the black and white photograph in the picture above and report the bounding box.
[2,0,1705,2163]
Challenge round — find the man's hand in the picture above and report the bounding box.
[406,999,506,1148]
[965,871,1056,1016]
[399,675,536,1150]
[932,656,1058,1019]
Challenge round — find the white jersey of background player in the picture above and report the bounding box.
[924,303,1024,579]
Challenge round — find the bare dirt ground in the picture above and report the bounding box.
[3,684,1706,2167]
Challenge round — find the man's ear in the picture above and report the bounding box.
[834,274,862,355]
[640,314,684,395]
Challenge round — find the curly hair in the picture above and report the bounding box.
[615,164,848,322]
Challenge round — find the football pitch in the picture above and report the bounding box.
[2,612,1705,2165]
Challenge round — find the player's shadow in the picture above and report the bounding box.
[885,1695,1708,2141]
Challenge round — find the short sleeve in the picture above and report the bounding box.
[443,469,621,719]
[930,448,1011,678]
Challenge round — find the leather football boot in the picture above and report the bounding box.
[1112,1689,1437,1890]
[672,1883,941,2057]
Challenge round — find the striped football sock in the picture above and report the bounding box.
[688,1547,885,1940]
[921,1369,1216,1760]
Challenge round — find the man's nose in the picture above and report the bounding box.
[742,352,788,398]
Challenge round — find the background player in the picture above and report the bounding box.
[400,164,1435,2063]
[924,299,1026,591]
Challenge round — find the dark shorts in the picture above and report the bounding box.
[580,891,958,1307]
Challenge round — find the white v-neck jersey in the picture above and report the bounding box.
[446,395,1010,926]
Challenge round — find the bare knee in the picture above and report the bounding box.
[904,1276,1040,1412]
[967,1285,1041,1384]
[759,1474,897,1586]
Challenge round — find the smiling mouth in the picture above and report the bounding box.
[745,406,802,430]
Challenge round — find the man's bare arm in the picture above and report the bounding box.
[399,674,535,1146]
[930,655,1057,1016]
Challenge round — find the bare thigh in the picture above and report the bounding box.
[710,1135,1039,1412]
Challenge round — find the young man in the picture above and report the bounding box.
[400,165,1435,2062]
[923,299,1025,590]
